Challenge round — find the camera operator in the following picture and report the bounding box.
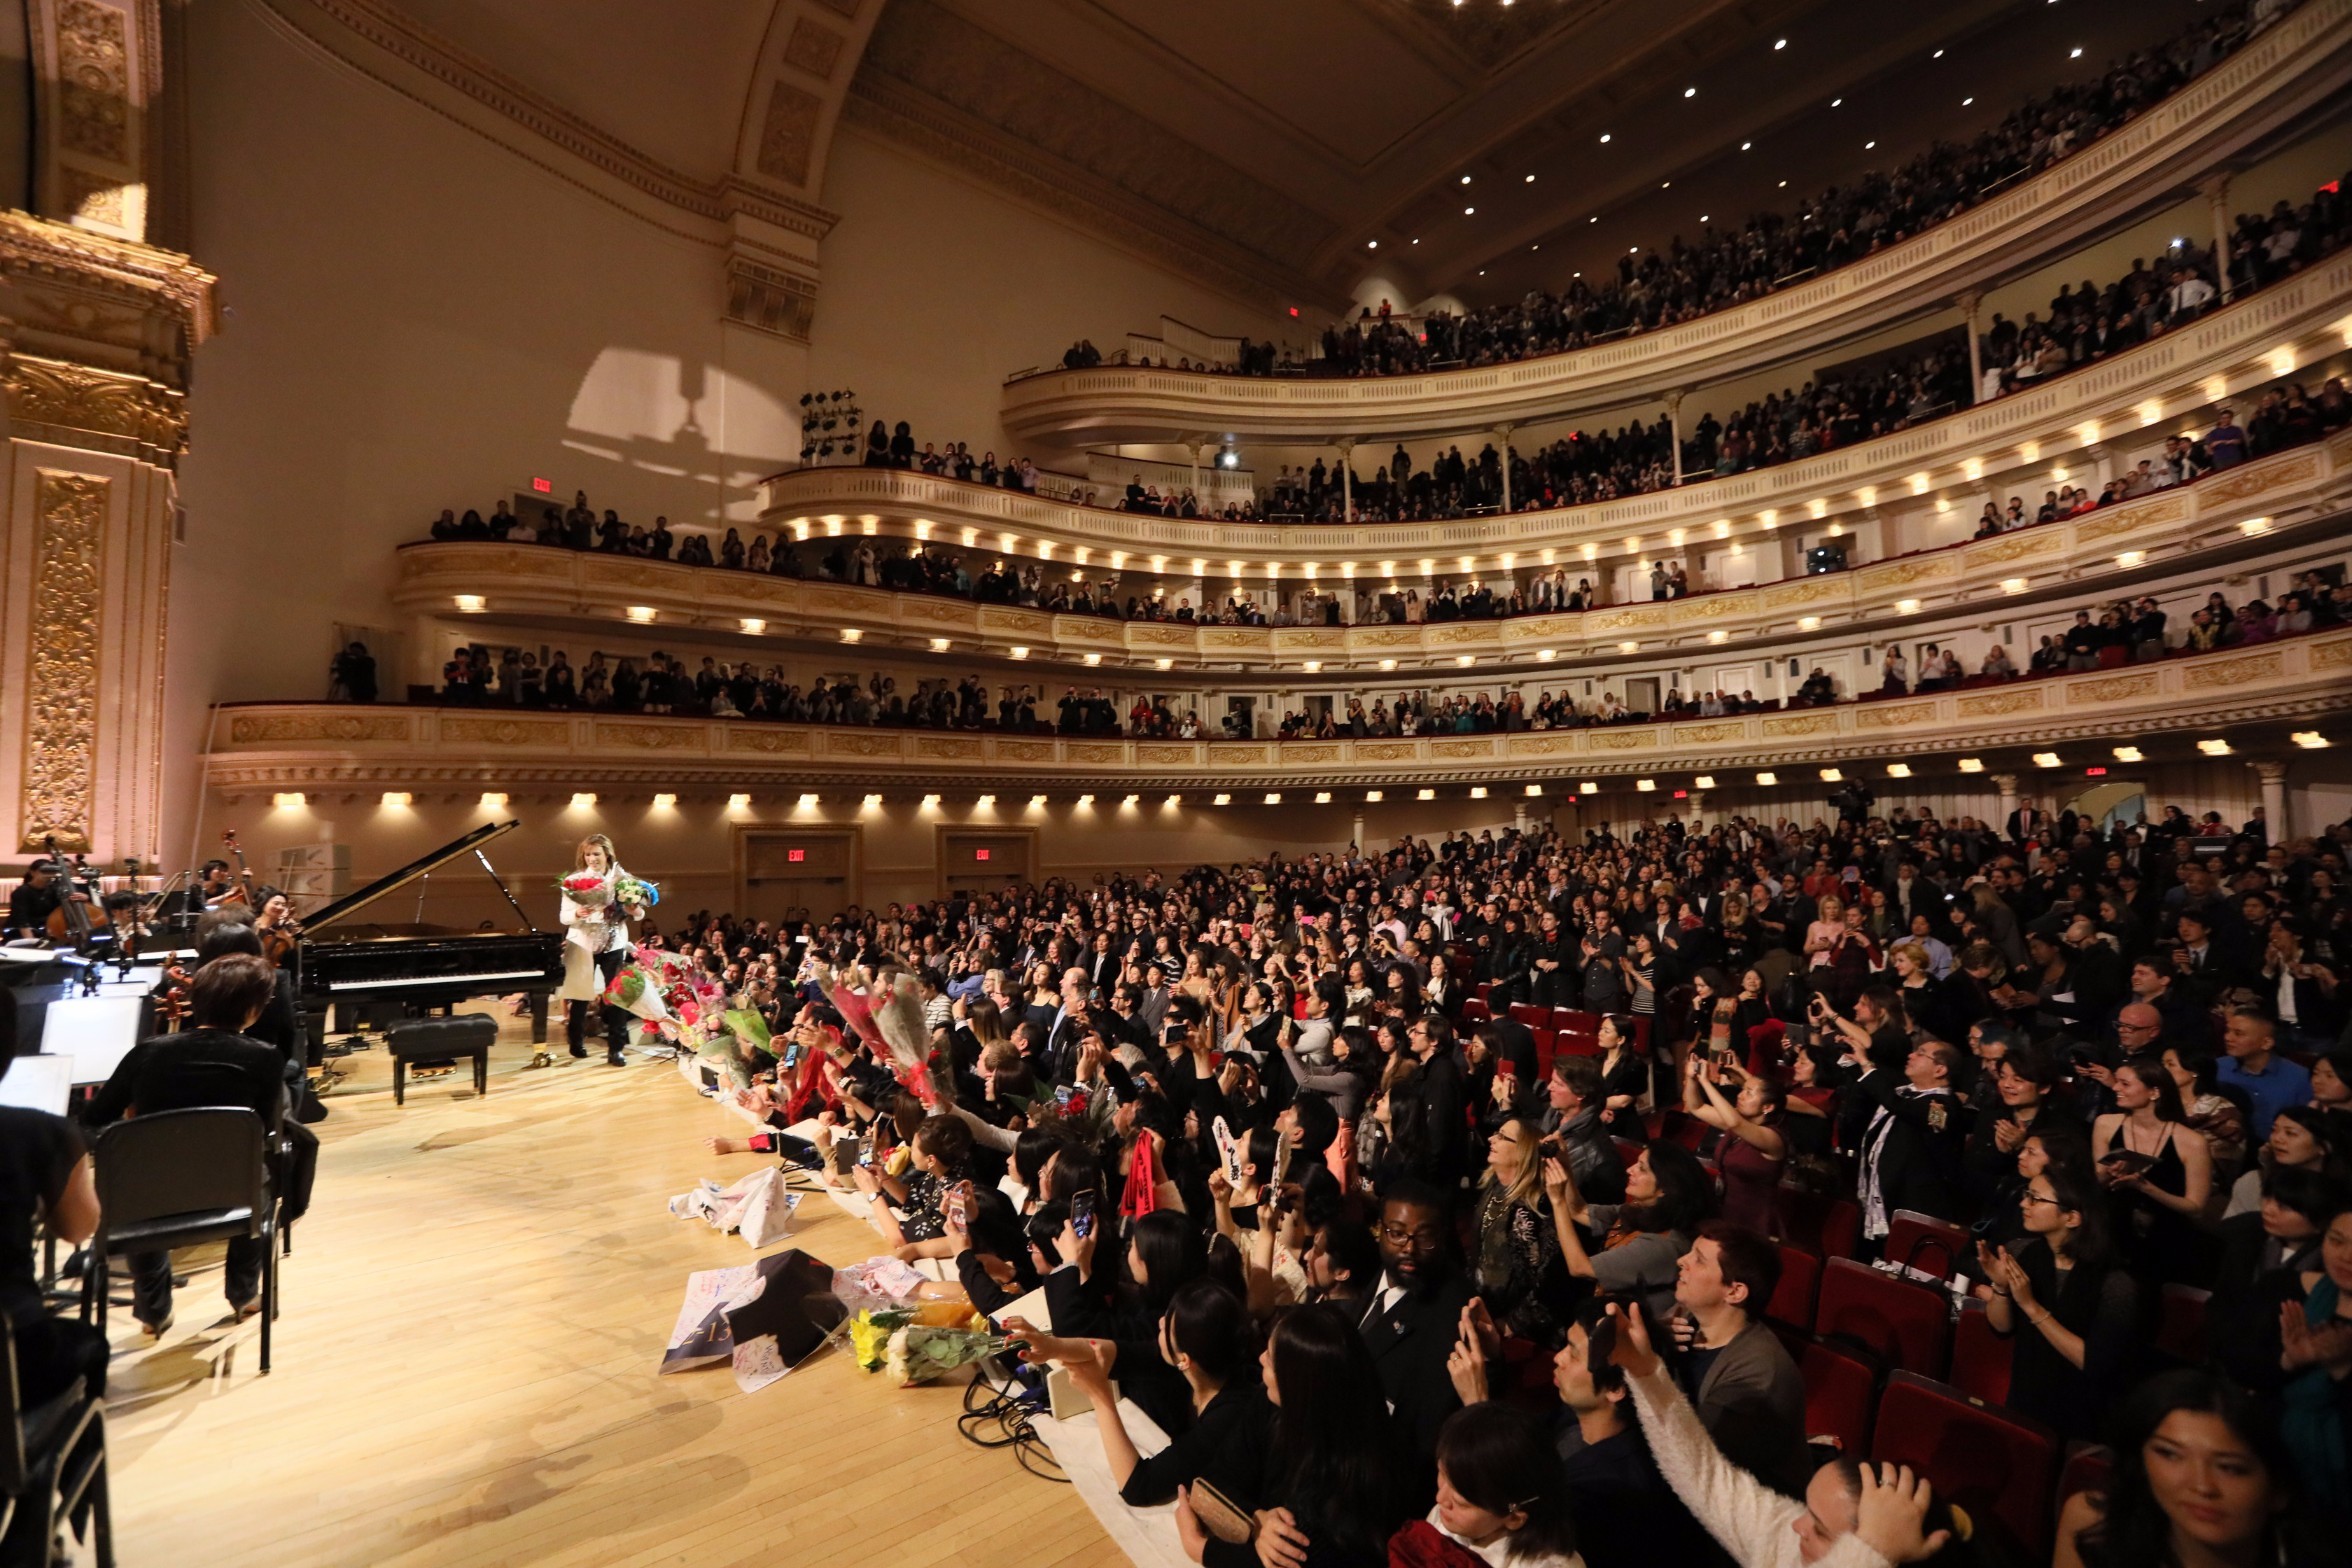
[1829,781,1874,829]
[1811,986,1968,1251]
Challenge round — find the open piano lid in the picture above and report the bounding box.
[301,819,528,935]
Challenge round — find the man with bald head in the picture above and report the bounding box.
[2114,1001,2163,1059]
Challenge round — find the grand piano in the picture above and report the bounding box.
[296,820,566,1057]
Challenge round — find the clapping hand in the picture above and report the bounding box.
[2281,1301,2352,1373]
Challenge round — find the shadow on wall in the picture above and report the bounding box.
[559,346,798,521]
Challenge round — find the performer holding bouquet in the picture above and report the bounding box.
[546,833,651,1068]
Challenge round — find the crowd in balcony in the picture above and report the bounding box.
[1188,0,2294,384]
[409,576,2347,749]
[637,744,2350,1568]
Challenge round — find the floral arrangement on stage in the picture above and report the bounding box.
[604,945,769,1075]
[844,1306,1008,1387]
[614,873,660,909]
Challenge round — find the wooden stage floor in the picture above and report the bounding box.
[102,1013,1126,1568]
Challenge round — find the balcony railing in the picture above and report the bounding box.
[777,254,2352,568]
[999,0,2352,444]
[398,429,2352,671]
[205,627,2352,798]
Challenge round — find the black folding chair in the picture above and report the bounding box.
[80,1108,279,1375]
[0,1333,111,1568]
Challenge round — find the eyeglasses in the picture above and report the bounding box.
[1379,1224,1446,1249]
[2020,1192,2064,1208]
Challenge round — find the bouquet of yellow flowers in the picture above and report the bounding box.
[844,1306,1008,1387]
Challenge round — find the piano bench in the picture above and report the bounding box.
[386,1015,500,1106]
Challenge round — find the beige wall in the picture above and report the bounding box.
[205,752,2350,935]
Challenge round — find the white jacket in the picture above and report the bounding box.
[1627,1365,1890,1568]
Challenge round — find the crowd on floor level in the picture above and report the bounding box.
[1156,0,2297,385]
[402,575,2349,744]
[647,792,2352,1566]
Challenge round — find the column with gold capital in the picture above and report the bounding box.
[0,212,214,861]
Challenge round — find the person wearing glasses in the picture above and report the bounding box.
[1357,1179,1474,1466]
[1976,1166,2138,1441]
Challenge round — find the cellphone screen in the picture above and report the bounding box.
[1498,1059,1518,1079]
[1072,1189,1098,1240]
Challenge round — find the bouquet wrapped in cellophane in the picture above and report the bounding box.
[604,945,770,1077]
[844,1306,1008,1387]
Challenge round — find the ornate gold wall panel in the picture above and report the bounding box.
[17,471,109,851]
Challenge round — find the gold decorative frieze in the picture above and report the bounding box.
[726,729,813,754]
[914,736,982,759]
[2183,651,2284,689]
[1066,743,1124,763]
[2,353,188,464]
[1761,712,1838,736]
[1674,722,1747,745]
[1857,702,1938,730]
[1586,730,1651,750]
[2066,672,2162,703]
[595,721,701,751]
[824,731,901,756]
[1134,744,1197,764]
[228,713,412,745]
[997,740,1054,761]
[1955,687,2046,717]
[442,716,572,747]
[1284,744,1339,763]
[2198,452,2320,508]
[1356,742,1417,760]
[17,471,107,851]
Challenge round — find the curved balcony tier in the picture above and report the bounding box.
[401,433,2351,673]
[206,628,2352,800]
[999,0,2352,446]
[780,254,2352,570]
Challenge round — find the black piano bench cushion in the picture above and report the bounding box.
[386,1015,499,1106]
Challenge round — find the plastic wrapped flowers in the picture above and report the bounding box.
[558,871,610,908]
[604,946,770,1078]
[614,873,660,908]
[845,1307,1009,1388]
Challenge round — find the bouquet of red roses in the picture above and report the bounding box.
[559,871,611,909]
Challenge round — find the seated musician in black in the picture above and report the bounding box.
[5,858,62,938]
[88,954,289,1337]
[0,1016,107,1406]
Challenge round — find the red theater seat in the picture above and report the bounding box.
[1884,1210,1970,1280]
[1872,1372,2059,1559]
[1814,1258,1950,1376]
[2154,1284,2211,1367]
[1800,1337,1878,1453]
[1767,1244,1821,1332]
[1947,1300,2011,1408]
[1781,1191,1862,1262]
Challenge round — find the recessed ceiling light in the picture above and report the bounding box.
[1464,205,1475,215]
[1588,215,1598,223]
[1660,181,1671,189]
[2069,46,2082,57]
[1367,239,1378,249]
[1683,86,1697,97]
[1598,133,1611,144]
[1740,141,1752,150]
[1933,47,1945,58]
[1524,172,1535,182]
[1864,140,1876,149]
[1461,174,1472,184]
[1830,97,1842,107]
[1961,96,1974,106]
[1778,179,1788,187]
[1774,37,1787,49]
[1700,214,1709,222]
[1531,244,1540,251]
[1477,269,1485,275]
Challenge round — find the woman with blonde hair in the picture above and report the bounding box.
[1803,893,1846,970]
[552,832,646,1068]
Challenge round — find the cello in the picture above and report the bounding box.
[217,827,258,909]
[40,836,108,946]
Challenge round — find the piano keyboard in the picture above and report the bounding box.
[328,969,551,992]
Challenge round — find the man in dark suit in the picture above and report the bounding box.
[2005,800,2048,843]
[1355,1180,1472,1466]
[1844,1021,1970,1248]
[88,954,289,1335]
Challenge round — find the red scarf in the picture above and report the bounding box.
[1120,1132,1162,1221]
[1387,1520,1484,1568]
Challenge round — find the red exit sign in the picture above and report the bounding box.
[786,848,805,863]
[532,476,552,493]
[974,848,992,861]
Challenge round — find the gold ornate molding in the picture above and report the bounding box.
[18,470,109,851]
[3,351,189,465]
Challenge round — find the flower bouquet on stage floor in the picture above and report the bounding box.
[843,1305,1009,1388]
